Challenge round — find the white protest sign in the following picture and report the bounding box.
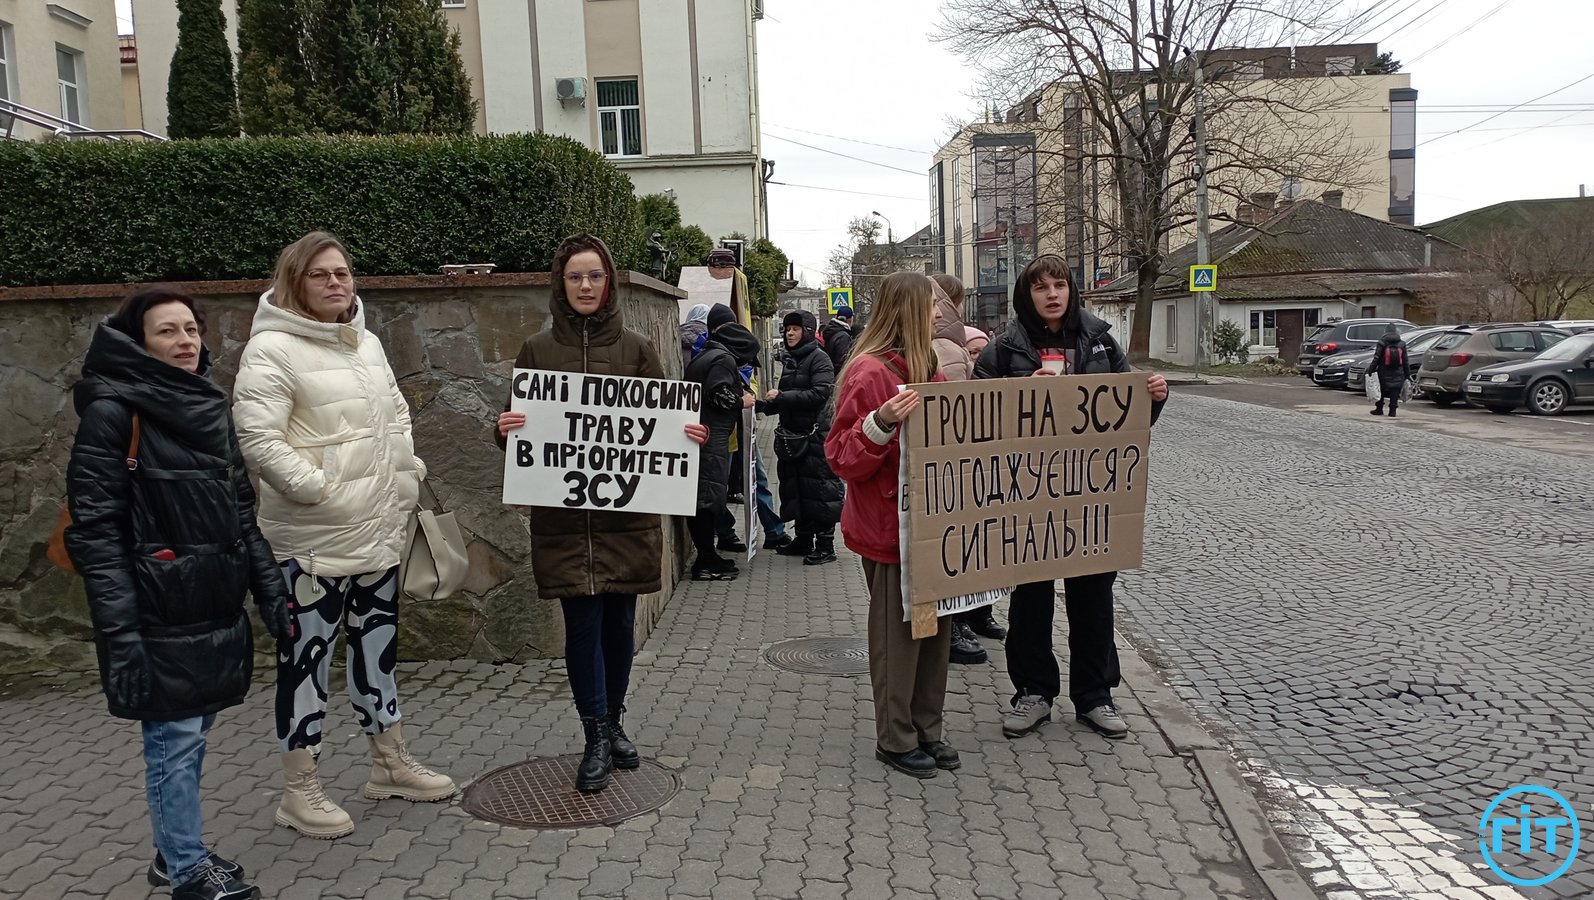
[502,369,702,516]
[743,407,761,561]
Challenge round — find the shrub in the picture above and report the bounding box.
[1212,319,1250,364]
[0,133,641,285]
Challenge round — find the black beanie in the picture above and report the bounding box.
[707,304,736,330]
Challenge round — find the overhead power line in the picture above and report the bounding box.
[765,180,924,202]
[764,123,931,156]
[1420,70,1594,146]
[1406,0,1515,64]
[761,133,924,176]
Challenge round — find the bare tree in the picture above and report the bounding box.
[822,215,886,296]
[938,0,1377,358]
[1466,218,1594,321]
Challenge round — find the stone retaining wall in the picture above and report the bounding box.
[0,273,691,674]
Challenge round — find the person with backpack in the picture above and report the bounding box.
[234,232,456,839]
[760,310,844,565]
[1366,326,1412,418]
[66,288,289,900]
[975,254,1168,742]
[825,272,955,778]
[498,234,709,792]
[821,304,857,371]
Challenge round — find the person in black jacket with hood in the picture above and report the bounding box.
[683,305,751,579]
[760,310,845,564]
[1366,326,1412,418]
[65,288,290,900]
[821,305,856,371]
[975,255,1169,743]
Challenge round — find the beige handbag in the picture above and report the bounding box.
[401,481,469,601]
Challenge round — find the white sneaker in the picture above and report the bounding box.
[1002,693,1052,738]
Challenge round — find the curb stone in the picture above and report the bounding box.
[1118,630,1317,900]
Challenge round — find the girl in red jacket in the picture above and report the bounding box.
[824,272,953,779]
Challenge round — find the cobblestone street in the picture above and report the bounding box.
[0,506,1267,898]
[1118,392,1593,899]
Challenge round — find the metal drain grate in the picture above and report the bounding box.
[461,756,680,829]
[763,637,870,676]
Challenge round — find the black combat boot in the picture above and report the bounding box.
[777,533,814,557]
[804,533,837,565]
[607,706,639,770]
[968,604,1007,640]
[949,618,988,664]
[576,717,613,792]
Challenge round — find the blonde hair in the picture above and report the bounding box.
[270,231,356,323]
[837,272,938,390]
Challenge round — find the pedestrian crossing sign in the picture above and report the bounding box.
[827,287,853,314]
[1189,265,1217,292]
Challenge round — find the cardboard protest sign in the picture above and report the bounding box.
[502,369,702,517]
[900,372,1153,638]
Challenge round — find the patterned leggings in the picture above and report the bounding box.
[276,561,402,753]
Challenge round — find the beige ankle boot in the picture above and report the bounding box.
[275,748,355,839]
[365,723,457,802]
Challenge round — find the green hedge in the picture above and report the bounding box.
[0,133,642,286]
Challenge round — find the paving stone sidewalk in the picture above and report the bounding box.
[0,537,1271,900]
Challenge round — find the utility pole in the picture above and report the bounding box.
[1149,32,1212,373]
[1191,52,1211,374]
[1006,228,1017,309]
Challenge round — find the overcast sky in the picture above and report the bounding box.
[758,0,1594,286]
[118,0,1591,287]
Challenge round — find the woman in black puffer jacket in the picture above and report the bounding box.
[759,310,844,565]
[65,288,290,900]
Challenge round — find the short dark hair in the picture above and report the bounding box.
[108,287,204,347]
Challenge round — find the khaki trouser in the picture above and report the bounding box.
[861,559,952,753]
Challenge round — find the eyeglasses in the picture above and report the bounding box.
[306,269,353,284]
[565,271,609,287]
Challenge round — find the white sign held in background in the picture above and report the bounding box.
[502,369,702,517]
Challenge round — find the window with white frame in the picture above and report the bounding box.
[1249,310,1277,346]
[57,46,84,125]
[597,78,642,158]
[1165,305,1177,351]
[440,0,466,7]
[0,23,12,103]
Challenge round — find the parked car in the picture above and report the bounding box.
[1538,320,1594,335]
[1345,326,1455,394]
[1298,318,1416,375]
[1416,324,1572,405]
[1463,331,1594,415]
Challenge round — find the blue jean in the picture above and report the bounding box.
[142,715,215,888]
[560,594,637,719]
[717,455,787,540]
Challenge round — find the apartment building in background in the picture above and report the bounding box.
[931,42,1416,331]
[0,0,125,138]
[126,0,766,242]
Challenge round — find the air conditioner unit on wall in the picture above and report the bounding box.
[556,77,587,107]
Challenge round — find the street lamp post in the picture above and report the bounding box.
[1148,32,1211,373]
[870,210,895,320]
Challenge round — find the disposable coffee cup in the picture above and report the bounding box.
[1040,350,1067,374]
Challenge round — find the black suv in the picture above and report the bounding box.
[1297,318,1417,375]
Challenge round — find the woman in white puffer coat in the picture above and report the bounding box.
[233,231,454,841]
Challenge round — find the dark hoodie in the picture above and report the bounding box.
[1366,327,1412,387]
[65,321,286,721]
[498,235,668,600]
[975,255,1164,423]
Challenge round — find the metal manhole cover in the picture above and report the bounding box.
[763,637,870,675]
[462,756,679,829]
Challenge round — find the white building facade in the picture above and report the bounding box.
[127,0,765,243]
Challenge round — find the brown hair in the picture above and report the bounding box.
[270,231,356,323]
[930,273,965,306]
[837,272,938,390]
[550,233,618,313]
[109,286,204,346]
[1018,254,1082,333]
